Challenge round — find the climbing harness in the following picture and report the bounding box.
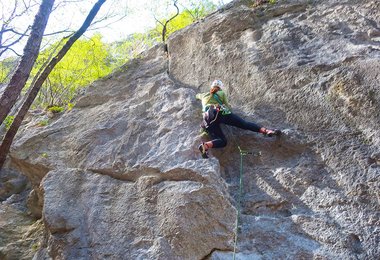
[201,93,230,129]
[212,93,231,115]
[233,146,261,260]
[202,104,221,129]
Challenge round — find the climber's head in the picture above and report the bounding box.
[210,79,223,94]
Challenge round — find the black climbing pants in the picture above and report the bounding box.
[207,113,262,148]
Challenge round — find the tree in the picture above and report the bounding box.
[152,0,216,45]
[165,1,216,36]
[34,33,112,108]
[0,0,55,127]
[109,31,158,69]
[154,0,180,44]
[107,0,217,68]
[0,0,107,168]
[179,0,216,22]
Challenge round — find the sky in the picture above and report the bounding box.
[0,0,232,58]
[89,0,179,42]
[70,0,231,42]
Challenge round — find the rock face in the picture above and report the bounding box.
[10,46,236,259]
[0,168,44,259]
[6,0,380,259]
[0,168,28,201]
[0,204,44,260]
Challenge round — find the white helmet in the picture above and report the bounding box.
[211,79,224,88]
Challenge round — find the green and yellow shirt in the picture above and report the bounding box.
[196,90,231,114]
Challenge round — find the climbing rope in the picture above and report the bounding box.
[233,146,261,260]
[216,124,264,258]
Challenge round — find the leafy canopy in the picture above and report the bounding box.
[32,33,112,107]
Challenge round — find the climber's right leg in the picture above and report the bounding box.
[198,124,227,158]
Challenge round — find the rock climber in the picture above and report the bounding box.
[196,79,281,158]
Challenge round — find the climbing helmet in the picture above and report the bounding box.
[211,79,224,88]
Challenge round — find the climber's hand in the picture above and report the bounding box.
[266,129,281,137]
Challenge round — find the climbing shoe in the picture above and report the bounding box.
[198,143,209,159]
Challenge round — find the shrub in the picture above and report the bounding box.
[38,119,49,127]
[47,106,64,113]
[67,102,74,111]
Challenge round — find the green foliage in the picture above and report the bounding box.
[155,0,217,41]
[67,102,74,111]
[164,10,194,36]
[109,31,159,68]
[109,1,217,67]
[1,1,219,111]
[47,106,64,113]
[32,34,113,108]
[0,57,17,84]
[185,0,217,20]
[38,119,49,127]
[4,116,14,130]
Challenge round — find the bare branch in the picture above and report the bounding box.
[161,0,179,43]
[0,46,23,57]
[4,0,36,23]
[21,0,29,9]
[1,27,74,39]
[51,0,85,12]
[9,0,19,22]
[43,29,75,36]
[0,25,31,57]
[153,14,165,27]
[0,27,30,37]
[88,12,128,31]
[0,0,37,58]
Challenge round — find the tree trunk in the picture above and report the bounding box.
[0,0,107,169]
[0,0,55,126]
